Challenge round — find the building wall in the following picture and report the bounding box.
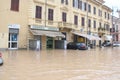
[0,0,28,49]
[0,0,112,49]
[112,16,120,42]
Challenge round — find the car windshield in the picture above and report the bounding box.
[76,43,85,46]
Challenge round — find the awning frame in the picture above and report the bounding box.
[72,31,101,40]
[30,29,65,38]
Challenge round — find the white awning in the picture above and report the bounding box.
[104,35,112,40]
[72,31,101,40]
[30,29,65,38]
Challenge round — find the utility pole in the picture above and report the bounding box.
[86,0,89,47]
[112,7,114,47]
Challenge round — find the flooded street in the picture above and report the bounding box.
[0,47,120,80]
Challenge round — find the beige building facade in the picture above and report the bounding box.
[0,0,112,50]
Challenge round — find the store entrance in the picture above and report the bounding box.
[47,37,53,49]
[8,33,18,49]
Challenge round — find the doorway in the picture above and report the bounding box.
[8,33,18,49]
[47,37,53,49]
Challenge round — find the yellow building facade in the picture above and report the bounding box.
[0,0,112,50]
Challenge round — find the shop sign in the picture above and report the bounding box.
[30,25,59,31]
[8,24,20,29]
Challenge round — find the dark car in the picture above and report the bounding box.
[102,41,111,47]
[112,41,120,47]
[67,42,88,50]
[0,52,3,65]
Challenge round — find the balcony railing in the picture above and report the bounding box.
[98,27,106,31]
[28,18,58,27]
[29,18,81,30]
[35,18,42,23]
[48,0,55,2]
[58,22,79,29]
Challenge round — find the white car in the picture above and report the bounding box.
[113,42,120,47]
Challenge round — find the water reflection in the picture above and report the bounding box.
[0,47,120,80]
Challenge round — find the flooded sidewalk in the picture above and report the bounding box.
[0,47,120,80]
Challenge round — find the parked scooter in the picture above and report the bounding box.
[0,52,3,65]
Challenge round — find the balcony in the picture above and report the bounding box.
[98,27,106,33]
[28,18,59,27]
[35,18,42,23]
[58,22,79,30]
[48,0,55,2]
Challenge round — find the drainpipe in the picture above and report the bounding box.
[45,0,47,27]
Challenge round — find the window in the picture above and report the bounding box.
[11,0,19,11]
[99,22,101,27]
[84,2,87,11]
[104,24,106,30]
[78,0,82,9]
[61,0,64,3]
[93,7,96,15]
[93,20,96,28]
[81,17,85,26]
[106,24,110,31]
[88,4,91,13]
[62,12,67,22]
[48,9,54,20]
[73,0,78,8]
[108,13,110,20]
[74,15,78,25]
[35,6,42,19]
[98,9,100,16]
[61,0,68,5]
[116,25,118,31]
[98,9,102,17]
[88,19,91,27]
[105,12,107,19]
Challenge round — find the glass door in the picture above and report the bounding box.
[8,33,18,49]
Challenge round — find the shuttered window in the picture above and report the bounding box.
[62,12,67,22]
[35,6,42,19]
[81,17,85,26]
[48,9,54,20]
[11,0,19,11]
[74,15,78,25]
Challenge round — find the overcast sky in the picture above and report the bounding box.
[104,0,120,17]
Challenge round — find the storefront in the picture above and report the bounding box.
[29,25,65,50]
[72,31,101,47]
[8,24,20,49]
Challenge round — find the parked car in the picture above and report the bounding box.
[112,42,120,47]
[0,52,3,65]
[67,42,88,50]
[102,41,111,47]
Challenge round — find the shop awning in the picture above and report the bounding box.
[94,36,101,40]
[72,31,101,40]
[104,35,112,40]
[30,29,65,38]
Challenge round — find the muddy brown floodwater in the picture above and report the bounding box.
[0,47,120,80]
